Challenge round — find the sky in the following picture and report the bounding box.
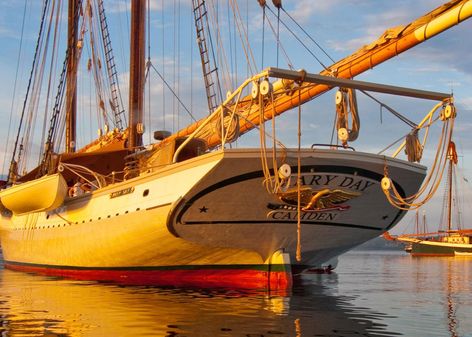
[0,0,471,233]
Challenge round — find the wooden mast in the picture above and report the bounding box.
[415,210,419,234]
[423,211,427,233]
[128,0,146,149]
[65,0,78,153]
[447,159,453,231]
[446,141,458,232]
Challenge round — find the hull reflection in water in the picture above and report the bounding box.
[0,267,396,337]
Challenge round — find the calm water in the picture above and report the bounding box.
[0,251,471,337]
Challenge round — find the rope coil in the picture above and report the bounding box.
[404,130,423,163]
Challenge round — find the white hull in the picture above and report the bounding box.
[0,148,425,287]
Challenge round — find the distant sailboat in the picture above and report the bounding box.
[0,0,470,289]
[385,141,472,256]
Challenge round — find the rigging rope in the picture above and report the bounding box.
[265,5,329,71]
[3,0,28,176]
[40,0,84,176]
[260,1,265,70]
[147,0,151,143]
[249,75,304,262]
[87,3,111,131]
[262,5,294,70]
[281,7,335,64]
[177,0,181,129]
[8,0,51,183]
[229,0,257,76]
[296,85,302,262]
[38,0,63,166]
[227,1,234,88]
[22,2,57,172]
[258,85,287,195]
[360,90,417,128]
[173,0,176,131]
[96,0,127,130]
[190,3,194,115]
[149,63,197,122]
[206,0,234,96]
[274,1,281,67]
[161,0,166,130]
[382,104,455,210]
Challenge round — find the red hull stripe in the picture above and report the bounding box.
[3,261,292,290]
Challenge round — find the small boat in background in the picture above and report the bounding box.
[386,142,472,256]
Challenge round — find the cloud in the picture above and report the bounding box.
[105,1,129,13]
[0,26,10,37]
[285,0,345,24]
[406,22,472,78]
[454,122,472,133]
[328,7,413,53]
[459,97,472,110]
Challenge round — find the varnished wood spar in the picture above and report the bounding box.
[128,0,146,149]
[66,0,78,153]
[167,0,471,149]
[266,68,451,101]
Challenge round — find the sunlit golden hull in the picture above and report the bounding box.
[0,148,425,288]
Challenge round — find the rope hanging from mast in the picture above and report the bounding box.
[255,79,288,196]
[381,101,456,210]
[251,68,302,262]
